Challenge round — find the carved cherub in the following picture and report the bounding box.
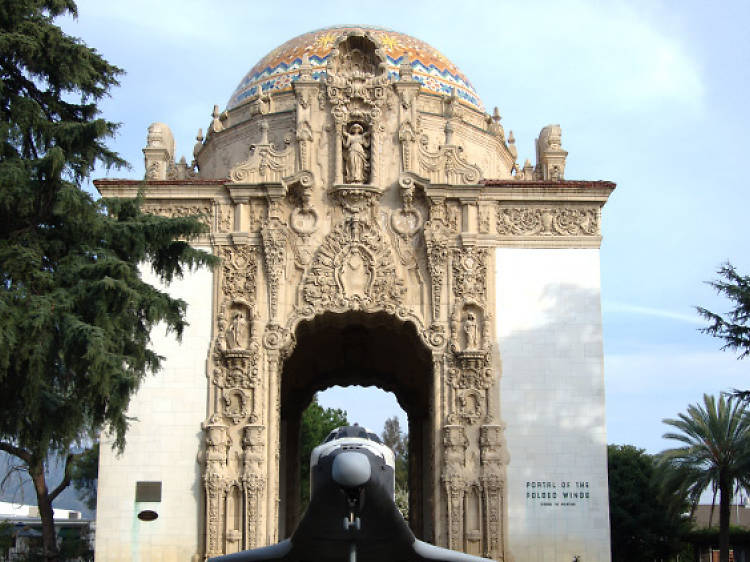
[342,123,370,184]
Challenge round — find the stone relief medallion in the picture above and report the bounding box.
[289,207,318,237]
[390,207,422,237]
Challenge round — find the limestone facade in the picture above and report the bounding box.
[94,26,614,561]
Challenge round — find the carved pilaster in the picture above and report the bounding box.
[480,425,507,561]
[441,425,468,551]
[202,414,230,557]
[242,425,266,549]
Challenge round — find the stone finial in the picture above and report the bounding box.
[209,104,224,135]
[398,54,413,80]
[143,122,175,180]
[193,128,204,161]
[534,124,568,181]
[492,107,501,123]
[299,53,313,81]
[507,130,518,161]
[259,120,269,145]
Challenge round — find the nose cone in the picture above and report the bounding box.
[331,451,372,488]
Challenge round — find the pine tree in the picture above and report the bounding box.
[0,2,216,559]
[697,263,750,359]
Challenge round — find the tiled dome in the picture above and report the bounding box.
[227,25,483,111]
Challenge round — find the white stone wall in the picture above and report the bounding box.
[495,248,610,562]
[95,258,212,562]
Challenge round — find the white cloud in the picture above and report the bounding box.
[603,300,705,325]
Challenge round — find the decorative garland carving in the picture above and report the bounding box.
[301,218,406,311]
[496,206,599,236]
[141,201,211,225]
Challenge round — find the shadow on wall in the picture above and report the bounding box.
[498,283,609,560]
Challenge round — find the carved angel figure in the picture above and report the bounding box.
[342,123,370,184]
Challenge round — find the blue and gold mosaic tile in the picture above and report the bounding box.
[227,26,483,111]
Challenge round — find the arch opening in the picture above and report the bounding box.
[279,311,434,541]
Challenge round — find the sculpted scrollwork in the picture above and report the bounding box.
[496,206,599,237]
[417,134,482,185]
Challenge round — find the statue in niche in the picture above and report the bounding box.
[226,311,248,350]
[464,311,479,350]
[342,123,370,184]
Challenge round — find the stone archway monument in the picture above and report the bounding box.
[95,26,614,562]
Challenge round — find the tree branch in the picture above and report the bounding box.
[49,452,79,502]
[0,441,32,464]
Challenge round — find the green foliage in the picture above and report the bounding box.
[0,2,216,559]
[607,445,690,562]
[298,395,348,511]
[70,443,98,511]
[0,520,12,559]
[381,417,408,490]
[657,394,750,562]
[697,263,750,359]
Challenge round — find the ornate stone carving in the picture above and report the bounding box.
[261,218,288,322]
[480,425,507,560]
[496,206,599,237]
[447,352,494,425]
[452,247,488,304]
[417,134,482,185]
[301,218,405,311]
[202,414,230,557]
[442,425,468,551]
[423,218,452,323]
[219,245,258,302]
[242,425,266,549]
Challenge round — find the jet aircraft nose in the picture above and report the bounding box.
[331,451,371,488]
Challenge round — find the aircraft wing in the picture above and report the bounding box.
[207,539,292,562]
[412,539,492,562]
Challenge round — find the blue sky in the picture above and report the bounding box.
[57,1,749,454]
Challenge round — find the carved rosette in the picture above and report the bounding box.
[300,217,406,312]
[496,205,600,237]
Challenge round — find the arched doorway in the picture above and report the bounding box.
[278,311,434,541]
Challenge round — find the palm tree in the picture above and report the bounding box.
[657,394,750,562]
